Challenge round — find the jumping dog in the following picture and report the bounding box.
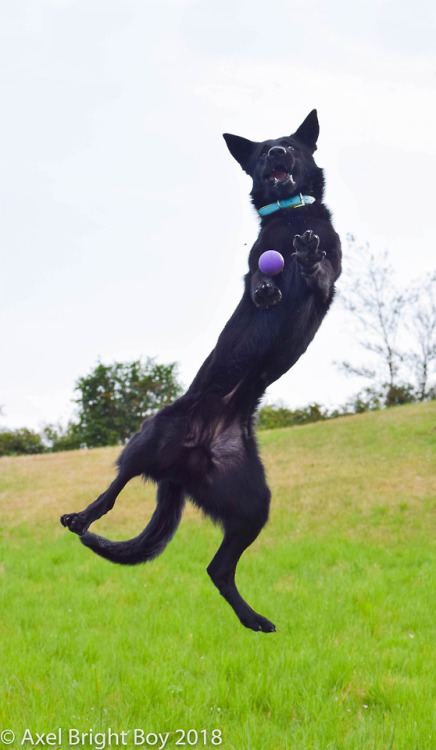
[61,110,342,632]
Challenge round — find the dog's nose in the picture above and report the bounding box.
[268,146,287,157]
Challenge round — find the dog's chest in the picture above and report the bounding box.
[260,214,314,254]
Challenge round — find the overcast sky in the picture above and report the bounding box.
[1,0,435,430]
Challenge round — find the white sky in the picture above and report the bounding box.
[1,0,435,430]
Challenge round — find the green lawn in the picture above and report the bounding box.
[0,402,435,749]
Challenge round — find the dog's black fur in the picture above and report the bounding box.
[61,110,341,632]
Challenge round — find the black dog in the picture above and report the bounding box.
[61,110,341,632]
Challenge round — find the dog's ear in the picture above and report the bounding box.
[223,133,257,173]
[292,110,319,151]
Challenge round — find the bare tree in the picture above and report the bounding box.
[405,272,436,400]
[338,236,436,404]
[338,235,408,401]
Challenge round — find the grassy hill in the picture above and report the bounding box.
[0,402,435,749]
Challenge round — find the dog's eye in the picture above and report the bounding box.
[287,145,295,152]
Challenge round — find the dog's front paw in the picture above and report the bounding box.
[293,229,325,269]
[60,512,90,536]
[253,281,282,308]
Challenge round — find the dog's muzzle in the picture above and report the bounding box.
[263,147,295,188]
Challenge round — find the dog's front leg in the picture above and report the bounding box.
[251,268,282,309]
[293,229,334,301]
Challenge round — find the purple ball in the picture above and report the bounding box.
[258,250,285,275]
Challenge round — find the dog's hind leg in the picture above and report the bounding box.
[207,516,275,632]
[60,408,183,537]
[60,471,130,536]
[205,463,275,632]
[79,479,185,564]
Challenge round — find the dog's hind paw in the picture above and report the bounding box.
[253,281,282,309]
[60,512,90,536]
[241,612,277,633]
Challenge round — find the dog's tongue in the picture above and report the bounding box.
[270,168,288,181]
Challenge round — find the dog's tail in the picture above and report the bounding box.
[80,480,185,565]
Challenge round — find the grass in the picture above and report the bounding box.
[0,401,435,749]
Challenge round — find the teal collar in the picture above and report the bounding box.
[258,193,315,217]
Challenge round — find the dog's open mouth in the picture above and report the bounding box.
[265,167,295,187]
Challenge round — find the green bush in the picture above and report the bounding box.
[41,423,84,452]
[258,402,328,430]
[0,428,46,456]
